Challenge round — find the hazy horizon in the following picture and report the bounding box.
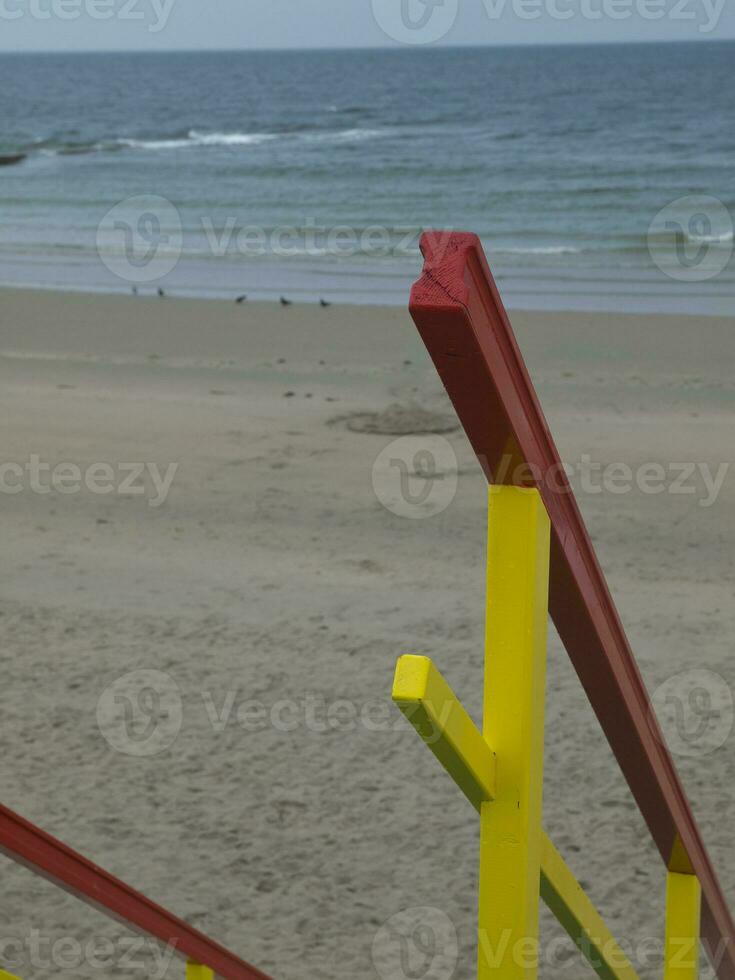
[3,35,735,54]
[2,0,733,52]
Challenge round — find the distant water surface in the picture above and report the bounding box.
[1,43,734,312]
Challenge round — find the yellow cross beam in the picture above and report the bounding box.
[393,654,641,980]
[393,653,496,809]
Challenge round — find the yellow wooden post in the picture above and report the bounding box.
[186,962,214,980]
[392,485,643,980]
[664,872,701,980]
[479,486,550,980]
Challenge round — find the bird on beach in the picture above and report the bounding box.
[131,286,138,296]
[157,287,165,298]
[319,298,331,308]
[280,296,292,306]
[235,294,247,304]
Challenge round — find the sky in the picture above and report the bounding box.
[1,0,733,51]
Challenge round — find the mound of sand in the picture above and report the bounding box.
[338,402,460,435]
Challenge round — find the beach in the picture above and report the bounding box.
[0,288,734,980]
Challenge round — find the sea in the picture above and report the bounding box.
[1,42,734,313]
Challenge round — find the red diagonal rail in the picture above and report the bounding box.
[0,803,271,980]
[409,231,735,980]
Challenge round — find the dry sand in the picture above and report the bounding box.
[0,287,734,980]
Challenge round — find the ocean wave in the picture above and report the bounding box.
[299,128,388,144]
[27,127,389,158]
[117,130,278,150]
[496,245,582,255]
[647,227,734,247]
[34,139,123,157]
[697,230,734,244]
[325,105,371,115]
[495,130,526,141]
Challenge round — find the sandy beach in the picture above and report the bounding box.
[0,287,734,980]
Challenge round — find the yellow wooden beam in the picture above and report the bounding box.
[186,963,214,980]
[392,653,643,980]
[540,835,642,980]
[393,654,496,809]
[664,872,701,980]
[479,485,550,979]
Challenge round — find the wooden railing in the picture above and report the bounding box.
[393,231,732,980]
[0,804,270,980]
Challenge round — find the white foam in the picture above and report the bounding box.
[119,131,278,150]
[498,245,582,255]
[299,128,387,144]
[685,229,734,246]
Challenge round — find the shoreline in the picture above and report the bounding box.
[4,285,735,357]
[2,252,734,316]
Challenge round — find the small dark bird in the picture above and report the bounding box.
[280,296,292,306]
[131,286,138,296]
[235,294,247,304]
[157,287,165,298]
[319,298,331,308]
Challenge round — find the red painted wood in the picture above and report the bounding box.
[0,804,271,980]
[409,231,735,980]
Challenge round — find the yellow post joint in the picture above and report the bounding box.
[664,872,701,980]
[392,653,642,980]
